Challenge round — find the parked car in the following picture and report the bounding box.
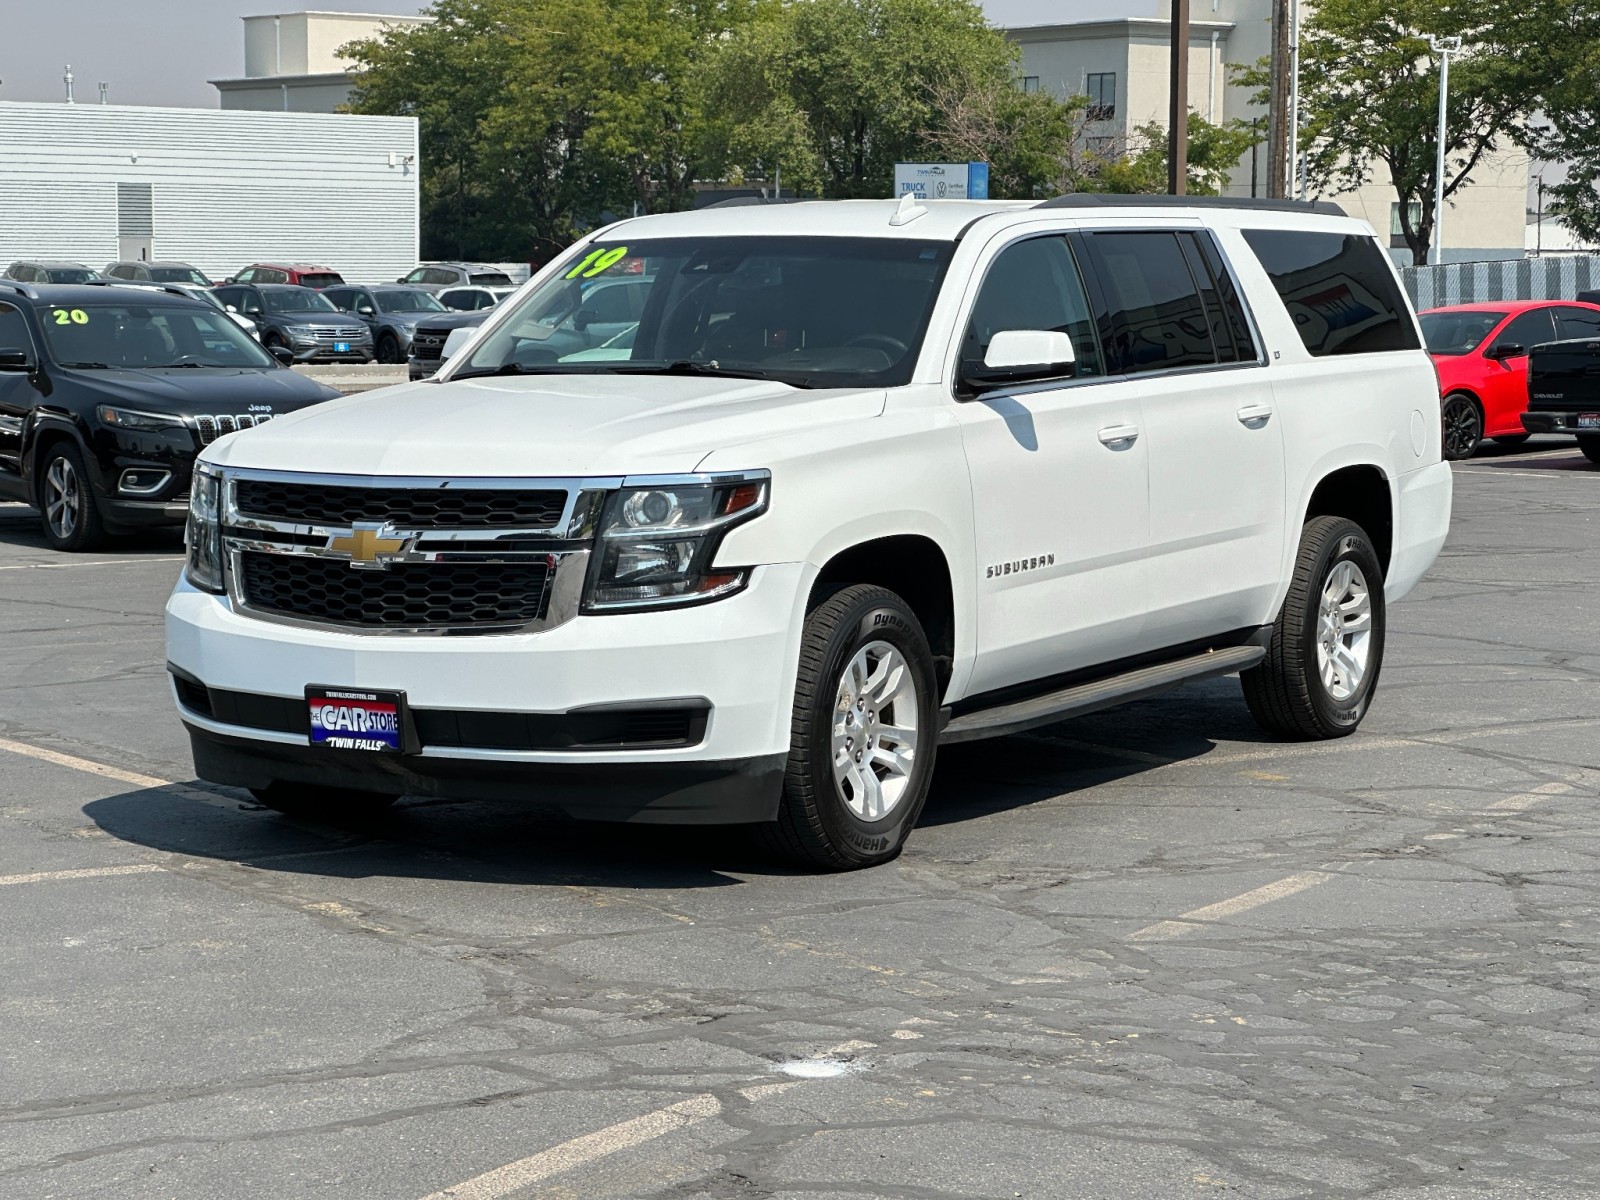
[396,263,516,293]
[169,195,1452,869]
[103,261,212,286]
[225,264,346,289]
[212,283,374,363]
[406,311,487,380]
[1524,339,1600,460]
[96,280,261,339]
[0,281,340,550]
[322,284,448,365]
[4,260,102,284]
[1420,300,1600,459]
[437,285,518,311]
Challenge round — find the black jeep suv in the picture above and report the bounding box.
[0,282,341,551]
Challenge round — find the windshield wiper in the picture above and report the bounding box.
[57,361,111,369]
[152,362,204,368]
[448,362,567,381]
[614,361,811,387]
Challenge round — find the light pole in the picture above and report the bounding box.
[1289,0,1300,198]
[1427,35,1462,267]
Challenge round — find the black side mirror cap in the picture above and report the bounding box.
[268,345,295,365]
[0,348,32,371]
[1488,342,1526,360]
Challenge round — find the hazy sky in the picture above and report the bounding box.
[0,0,1155,109]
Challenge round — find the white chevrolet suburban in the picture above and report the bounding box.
[166,195,1452,869]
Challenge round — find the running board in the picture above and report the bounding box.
[940,644,1267,745]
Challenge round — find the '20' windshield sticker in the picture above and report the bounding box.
[51,309,90,325]
[565,246,628,280]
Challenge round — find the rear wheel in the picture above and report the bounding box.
[759,584,938,870]
[1441,393,1483,460]
[1579,435,1600,465]
[1242,516,1385,740]
[37,442,106,552]
[249,782,400,820]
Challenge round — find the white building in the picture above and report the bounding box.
[211,10,431,114]
[1006,2,1530,264]
[0,101,419,284]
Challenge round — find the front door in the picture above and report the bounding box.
[0,302,38,483]
[1480,307,1556,437]
[955,232,1151,697]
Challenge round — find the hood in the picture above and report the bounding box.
[271,311,368,329]
[202,373,887,477]
[414,311,490,332]
[56,365,340,415]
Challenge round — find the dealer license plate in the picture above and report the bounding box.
[334,341,351,353]
[1578,413,1600,428]
[306,686,405,753]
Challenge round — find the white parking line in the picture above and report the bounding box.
[1486,780,1573,813]
[0,736,174,790]
[416,1094,723,1200]
[0,863,164,887]
[1128,870,1335,942]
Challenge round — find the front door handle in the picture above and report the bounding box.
[1237,403,1275,425]
[1097,424,1140,447]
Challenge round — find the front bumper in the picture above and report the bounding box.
[165,561,811,820]
[1522,411,1593,435]
[291,347,374,364]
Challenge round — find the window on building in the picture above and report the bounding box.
[1020,76,1040,93]
[1243,229,1421,357]
[1086,72,1116,121]
[1390,201,1423,249]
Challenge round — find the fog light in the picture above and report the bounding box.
[118,469,172,496]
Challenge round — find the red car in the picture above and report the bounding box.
[224,263,346,289]
[1421,300,1600,459]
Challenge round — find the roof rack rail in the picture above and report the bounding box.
[85,279,196,301]
[704,195,808,209]
[0,280,36,300]
[1035,193,1347,218]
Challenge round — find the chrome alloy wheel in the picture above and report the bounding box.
[1316,559,1373,702]
[831,640,920,821]
[44,456,81,541]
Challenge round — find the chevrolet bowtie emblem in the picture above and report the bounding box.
[325,523,410,570]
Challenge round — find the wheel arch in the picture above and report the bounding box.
[1303,464,1393,576]
[808,534,956,699]
[22,415,91,498]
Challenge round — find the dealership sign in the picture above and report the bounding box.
[893,162,990,200]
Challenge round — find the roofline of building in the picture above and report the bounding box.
[1004,17,1236,39]
[209,72,355,88]
[240,10,433,21]
[0,98,412,123]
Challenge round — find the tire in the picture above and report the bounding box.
[759,584,939,870]
[1441,392,1482,460]
[249,782,400,820]
[36,441,107,552]
[376,333,403,364]
[1491,433,1531,448]
[1579,435,1600,465]
[262,331,286,351]
[1241,516,1385,741]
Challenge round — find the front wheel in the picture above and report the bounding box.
[1578,435,1600,465]
[37,442,107,552]
[249,782,400,820]
[1242,516,1385,740]
[376,333,404,364]
[759,584,939,870]
[1441,393,1483,460]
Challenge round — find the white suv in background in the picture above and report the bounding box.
[167,196,1452,870]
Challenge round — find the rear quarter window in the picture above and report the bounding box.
[1242,229,1420,356]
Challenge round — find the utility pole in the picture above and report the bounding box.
[1267,0,1290,198]
[1168,0,1191,195]
[1427,36,1461,267]
[1536,174,1545,257]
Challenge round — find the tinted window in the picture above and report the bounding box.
[1243,229,1420,356]
[378,289,445,313]
[1420,310,1505,356]
[583,282,637,323]
[427,268,458,286]
[298,272,344,289]
[44,267,97,284]
[109,264,135,279]
[440,290,475,310]
[469,271,514,286]
[405,268,430,284]
[235,269,256,283]
[39,302,274,369]
[149,266,209,285]
[1556,306,1600,341]
[962,236,1104,379]
[1497,308,1556,355]
[1087,231,1216,373]
[1188,233,1257,363]
[0,303,32,354]
[322,288,353,310]
[262,289,336,314]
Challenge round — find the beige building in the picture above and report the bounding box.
[1005,1,1530,264]
[210,10,430,114]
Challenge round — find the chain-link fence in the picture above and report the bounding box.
[1401,256,1600,310]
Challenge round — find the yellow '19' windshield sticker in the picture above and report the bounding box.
[565,247,628,280]
[51,309,89,325]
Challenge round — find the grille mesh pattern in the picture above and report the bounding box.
[194,413,271,446]
[240,552,552,628]
[410,329,449,361]
[234,481,566,528]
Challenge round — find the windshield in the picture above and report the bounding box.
[455,236,953,388]
[470,272,514,286]
[1420,310,1506,356]
[40,301,276,369]
[378,289,446,313]
[44,267,98,284]
[263,289,337,314]
[150,266,210,285]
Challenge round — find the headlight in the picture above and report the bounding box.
[584,475,768,611]
[284,324,314,335]
[96,405,185,432]
[185,464,225,594]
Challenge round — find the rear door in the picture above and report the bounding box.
[1079,227,1285,647]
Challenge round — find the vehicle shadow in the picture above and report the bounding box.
[83,681,1264,885]
[0,502,184,554]
[1467,435,1592,471]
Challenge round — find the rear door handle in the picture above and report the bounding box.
[1237,403,1274,425]
[1097,424,1140,447]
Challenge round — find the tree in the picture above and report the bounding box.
[921,77,1087,200]
[1296,0,1543,266]
[700,0,1017,198]
[1526,2,1600,245]
[1093,115,1260,197]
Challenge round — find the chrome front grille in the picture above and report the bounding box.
[307,325,363,344]
[193,413,272,446]
[410,328,448,360]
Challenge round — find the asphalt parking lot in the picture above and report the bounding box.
[3,438,1600,1199]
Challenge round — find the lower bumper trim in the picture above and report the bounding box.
[186,724,785,825]
[1522,412,1593,435]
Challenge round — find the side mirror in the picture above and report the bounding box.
[440,326,475,362]
[224,304,239,314]
[961,330,1077,395]
[1488,342,1526,361]
[269,345,295,364]
[358,305,376,316]
[0,348,33,371]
